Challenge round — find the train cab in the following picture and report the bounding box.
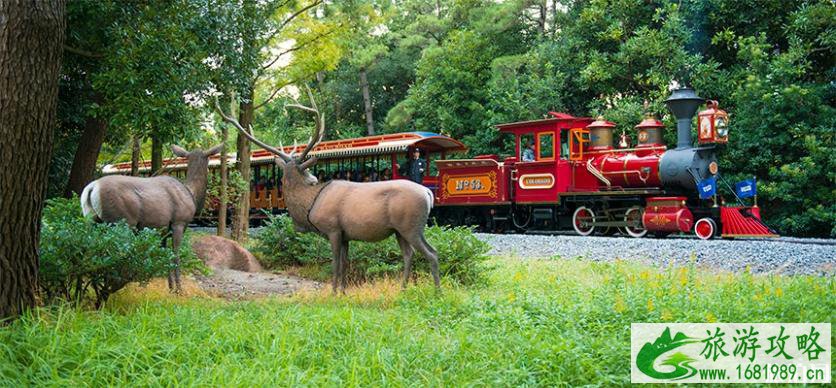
[495,112,595,203]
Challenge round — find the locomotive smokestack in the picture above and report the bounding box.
[665,87,704,149]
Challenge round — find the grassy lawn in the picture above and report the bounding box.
[1,257,833,386]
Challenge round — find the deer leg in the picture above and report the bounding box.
[328,234,342,294]
[408,234,441,289]
[396,235,415,289]
[171,223,186,294]
[340,240,349,294]
[161,230,175,291]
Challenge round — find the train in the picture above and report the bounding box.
[103,88,777,240]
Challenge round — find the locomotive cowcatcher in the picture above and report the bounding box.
[432,87,777,240]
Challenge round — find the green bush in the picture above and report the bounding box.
[253,214,491,285]
[39,197,201,307]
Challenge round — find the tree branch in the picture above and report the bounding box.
[278,0,323,31]
[63,44,104,58]
[261,27,339,70]
[253,78,298,110]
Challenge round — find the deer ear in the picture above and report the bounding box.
[299,156,318,170]
[203,143,223,156]
[171,145,190,157]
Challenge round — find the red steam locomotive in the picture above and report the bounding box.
[432,88,777,240]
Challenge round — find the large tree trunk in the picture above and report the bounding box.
[130,134,141,176]
[359,67,374,135]
[0,0,65,321]
[232,91,254,241]
[217,125,228,237]
[63,95,107,197]
[151,134,163,175]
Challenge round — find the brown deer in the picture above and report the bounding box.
[80,144,222,293]
[215,93,440,293]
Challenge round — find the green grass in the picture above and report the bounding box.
[0,257,833,386]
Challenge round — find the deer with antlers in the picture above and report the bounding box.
[80,144,222,293]
[215,91,440,293]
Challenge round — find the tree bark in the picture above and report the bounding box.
[130,134,141,176]
[217,124,228,237]
[0,0,66,321]
[63,95,107,197]
[151,134,163,175]
[232,90,254,241]
[359,67,374,135]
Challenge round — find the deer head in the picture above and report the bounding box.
[214,87,324,189]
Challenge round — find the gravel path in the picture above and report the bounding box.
[476,233,835,276]
[194,269,322,299]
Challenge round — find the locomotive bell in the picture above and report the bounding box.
[586,116,616,150]
[665,87,704,150]
[697,100,730,144]
[634,114,665,147]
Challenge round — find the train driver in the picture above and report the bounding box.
[522,140,536,162]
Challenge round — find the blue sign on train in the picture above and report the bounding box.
[697,177,716,199]
[735,179,757,198]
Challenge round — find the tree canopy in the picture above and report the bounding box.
[52,0,835,236]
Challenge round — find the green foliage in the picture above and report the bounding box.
[39,197,201,307]
[204,168,249,216]
[253,214,491,285]
[0,258,831,385]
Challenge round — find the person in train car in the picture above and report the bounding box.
[398,147,427,184]
[380,167,392,181]
[522,140,536,162]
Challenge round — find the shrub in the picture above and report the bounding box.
[39,197,201,307]
[253,214,491,285]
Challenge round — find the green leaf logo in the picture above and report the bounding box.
[636,328,700,380]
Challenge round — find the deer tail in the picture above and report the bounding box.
[80,181,102,219]
[423,186,434,210]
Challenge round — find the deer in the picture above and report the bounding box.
[80,144,222,293]
[214,91,441,294]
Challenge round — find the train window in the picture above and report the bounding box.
[560,130,569,159]
[538,132,555,160]
[520,134,535,161]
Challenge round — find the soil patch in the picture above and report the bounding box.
[193,268,323,299]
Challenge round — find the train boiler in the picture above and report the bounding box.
[433,88,777,240]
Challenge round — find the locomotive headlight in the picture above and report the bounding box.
[715,117,728,137]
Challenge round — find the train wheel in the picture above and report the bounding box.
[623,206,648,238]
[694,217,717,240]
[572,206,596,236]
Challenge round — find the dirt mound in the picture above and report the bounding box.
[194,269,322,299]
[192,235,262,272]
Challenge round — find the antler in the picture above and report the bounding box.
[286,85,325,162]
[214,99,292,163]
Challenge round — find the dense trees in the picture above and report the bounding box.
[0,0,65,320]
[325,0,834,236]
[43,0,834,238]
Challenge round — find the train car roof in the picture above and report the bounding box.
[495,112,594,133]
[102,131,467,174]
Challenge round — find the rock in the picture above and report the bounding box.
[191,235,263,272]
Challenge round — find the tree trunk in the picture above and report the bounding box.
[63,96,107,197]
[130,134,141,176]
[151,135,163,175]
[359,67,374,135]
[0,0,65,321]
[217,124,228,237]
[232,91,254,241]
[537,1,546,37]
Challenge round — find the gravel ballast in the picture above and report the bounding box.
[476,233,835,276]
